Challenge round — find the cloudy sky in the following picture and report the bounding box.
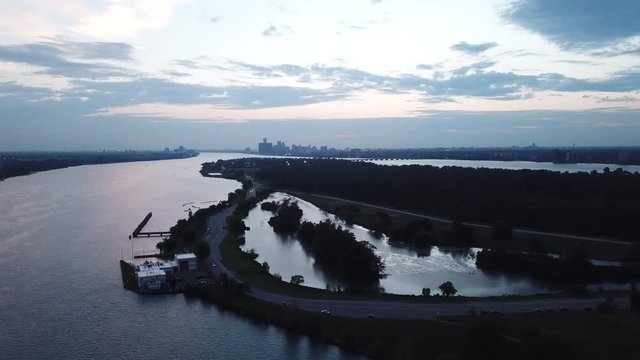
[1,0,640,150]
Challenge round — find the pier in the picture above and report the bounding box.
[131,212,170,238]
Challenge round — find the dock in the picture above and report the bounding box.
[135,231,172,237]
[131,212,170,238]
[133,249,163,259]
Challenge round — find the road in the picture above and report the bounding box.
[304,193,633,246]
[203,206,629,320]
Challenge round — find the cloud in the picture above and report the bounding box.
[217,59,640,101]
[553,59,600,65]
[262,25,291,37]
[451,60,496,76]
[450,41,498,54]
[209,16,220,23]
[502,0,640,54]
[73,0,183,38]
[0,40,135,78]
[581,94,638,103]
[417,64,435,70]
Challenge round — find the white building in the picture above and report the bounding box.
[175,253,197,271]
[135,267,167,290]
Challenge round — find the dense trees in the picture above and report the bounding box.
[476,249,640,283]
[193,241,211,260]
[209,158,640,240]
[267,199,303,233]
[262,198,386,284]
[439,281,457,296]
[290,274,305,285]
[296,220,385,283]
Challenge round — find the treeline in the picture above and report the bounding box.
[262,199,385,284]
[156,180,256,257]
[264,199,303,233]
[298,220,386,283]
[1,151,198,181]
[207,158,640,240]
[476,249,640,284]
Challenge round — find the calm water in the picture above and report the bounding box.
[0,154,361,360]
[366,158,640,173]
[243,193,553,297]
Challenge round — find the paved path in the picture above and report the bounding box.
[203,205,629,320]
[304,193,633,246]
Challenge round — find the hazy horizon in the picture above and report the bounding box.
[1,1,639,150]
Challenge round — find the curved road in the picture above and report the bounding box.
[204,206,629,319]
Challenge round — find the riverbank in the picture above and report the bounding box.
[0,150,198,181]
[197,206,640,360]
[170,175,638,358]
[293,192,633,262]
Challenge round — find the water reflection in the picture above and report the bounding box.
[0,154,360,360]
[243,192,554,296]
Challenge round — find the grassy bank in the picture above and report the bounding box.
[219,193,633,303]
[295,192,632,262]
[186,278,640,360]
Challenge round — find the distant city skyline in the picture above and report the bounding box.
[1,1,640,150]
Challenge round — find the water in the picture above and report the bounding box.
[0,154,361,360]
[365,158,640,173]
[243,193,553,297]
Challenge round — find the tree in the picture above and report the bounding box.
[261,261,270,273]
[630,292,640,313]
[193,241,210,260]
[290,274,305,285]
[422,287,431,296]
[439,281,457,297]
[268,200,303,233]
[184,229,196,243]
[492,220,513,241]
[226,216,247,234]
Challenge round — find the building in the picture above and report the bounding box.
[175,253,197,271]
[258,138,273,154]
[135,265,167,290]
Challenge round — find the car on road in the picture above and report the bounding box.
[320,309,331,315]
[366,314,376,319]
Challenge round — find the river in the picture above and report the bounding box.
[365,158,640,173]
[242,193,554,297]
[1,153,630,358]
[0,153,361,360]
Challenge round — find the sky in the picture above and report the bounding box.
[1,0,640,150]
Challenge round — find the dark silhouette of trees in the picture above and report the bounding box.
[492,221,514,241]
[443,220,475,245]
[476,249,640,283]
[193,241,211,260]
[260,201,278,212]
[296,220,386,283]
[226,216,248,234]
[390,219,436,247]
[439,281,457,296]
[630,291,640,313]
[267,199,303,233]
[184,229,196,243]
[290,274,305,285]
[208,158,640,240]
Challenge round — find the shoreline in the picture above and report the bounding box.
[0,150,199,182]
